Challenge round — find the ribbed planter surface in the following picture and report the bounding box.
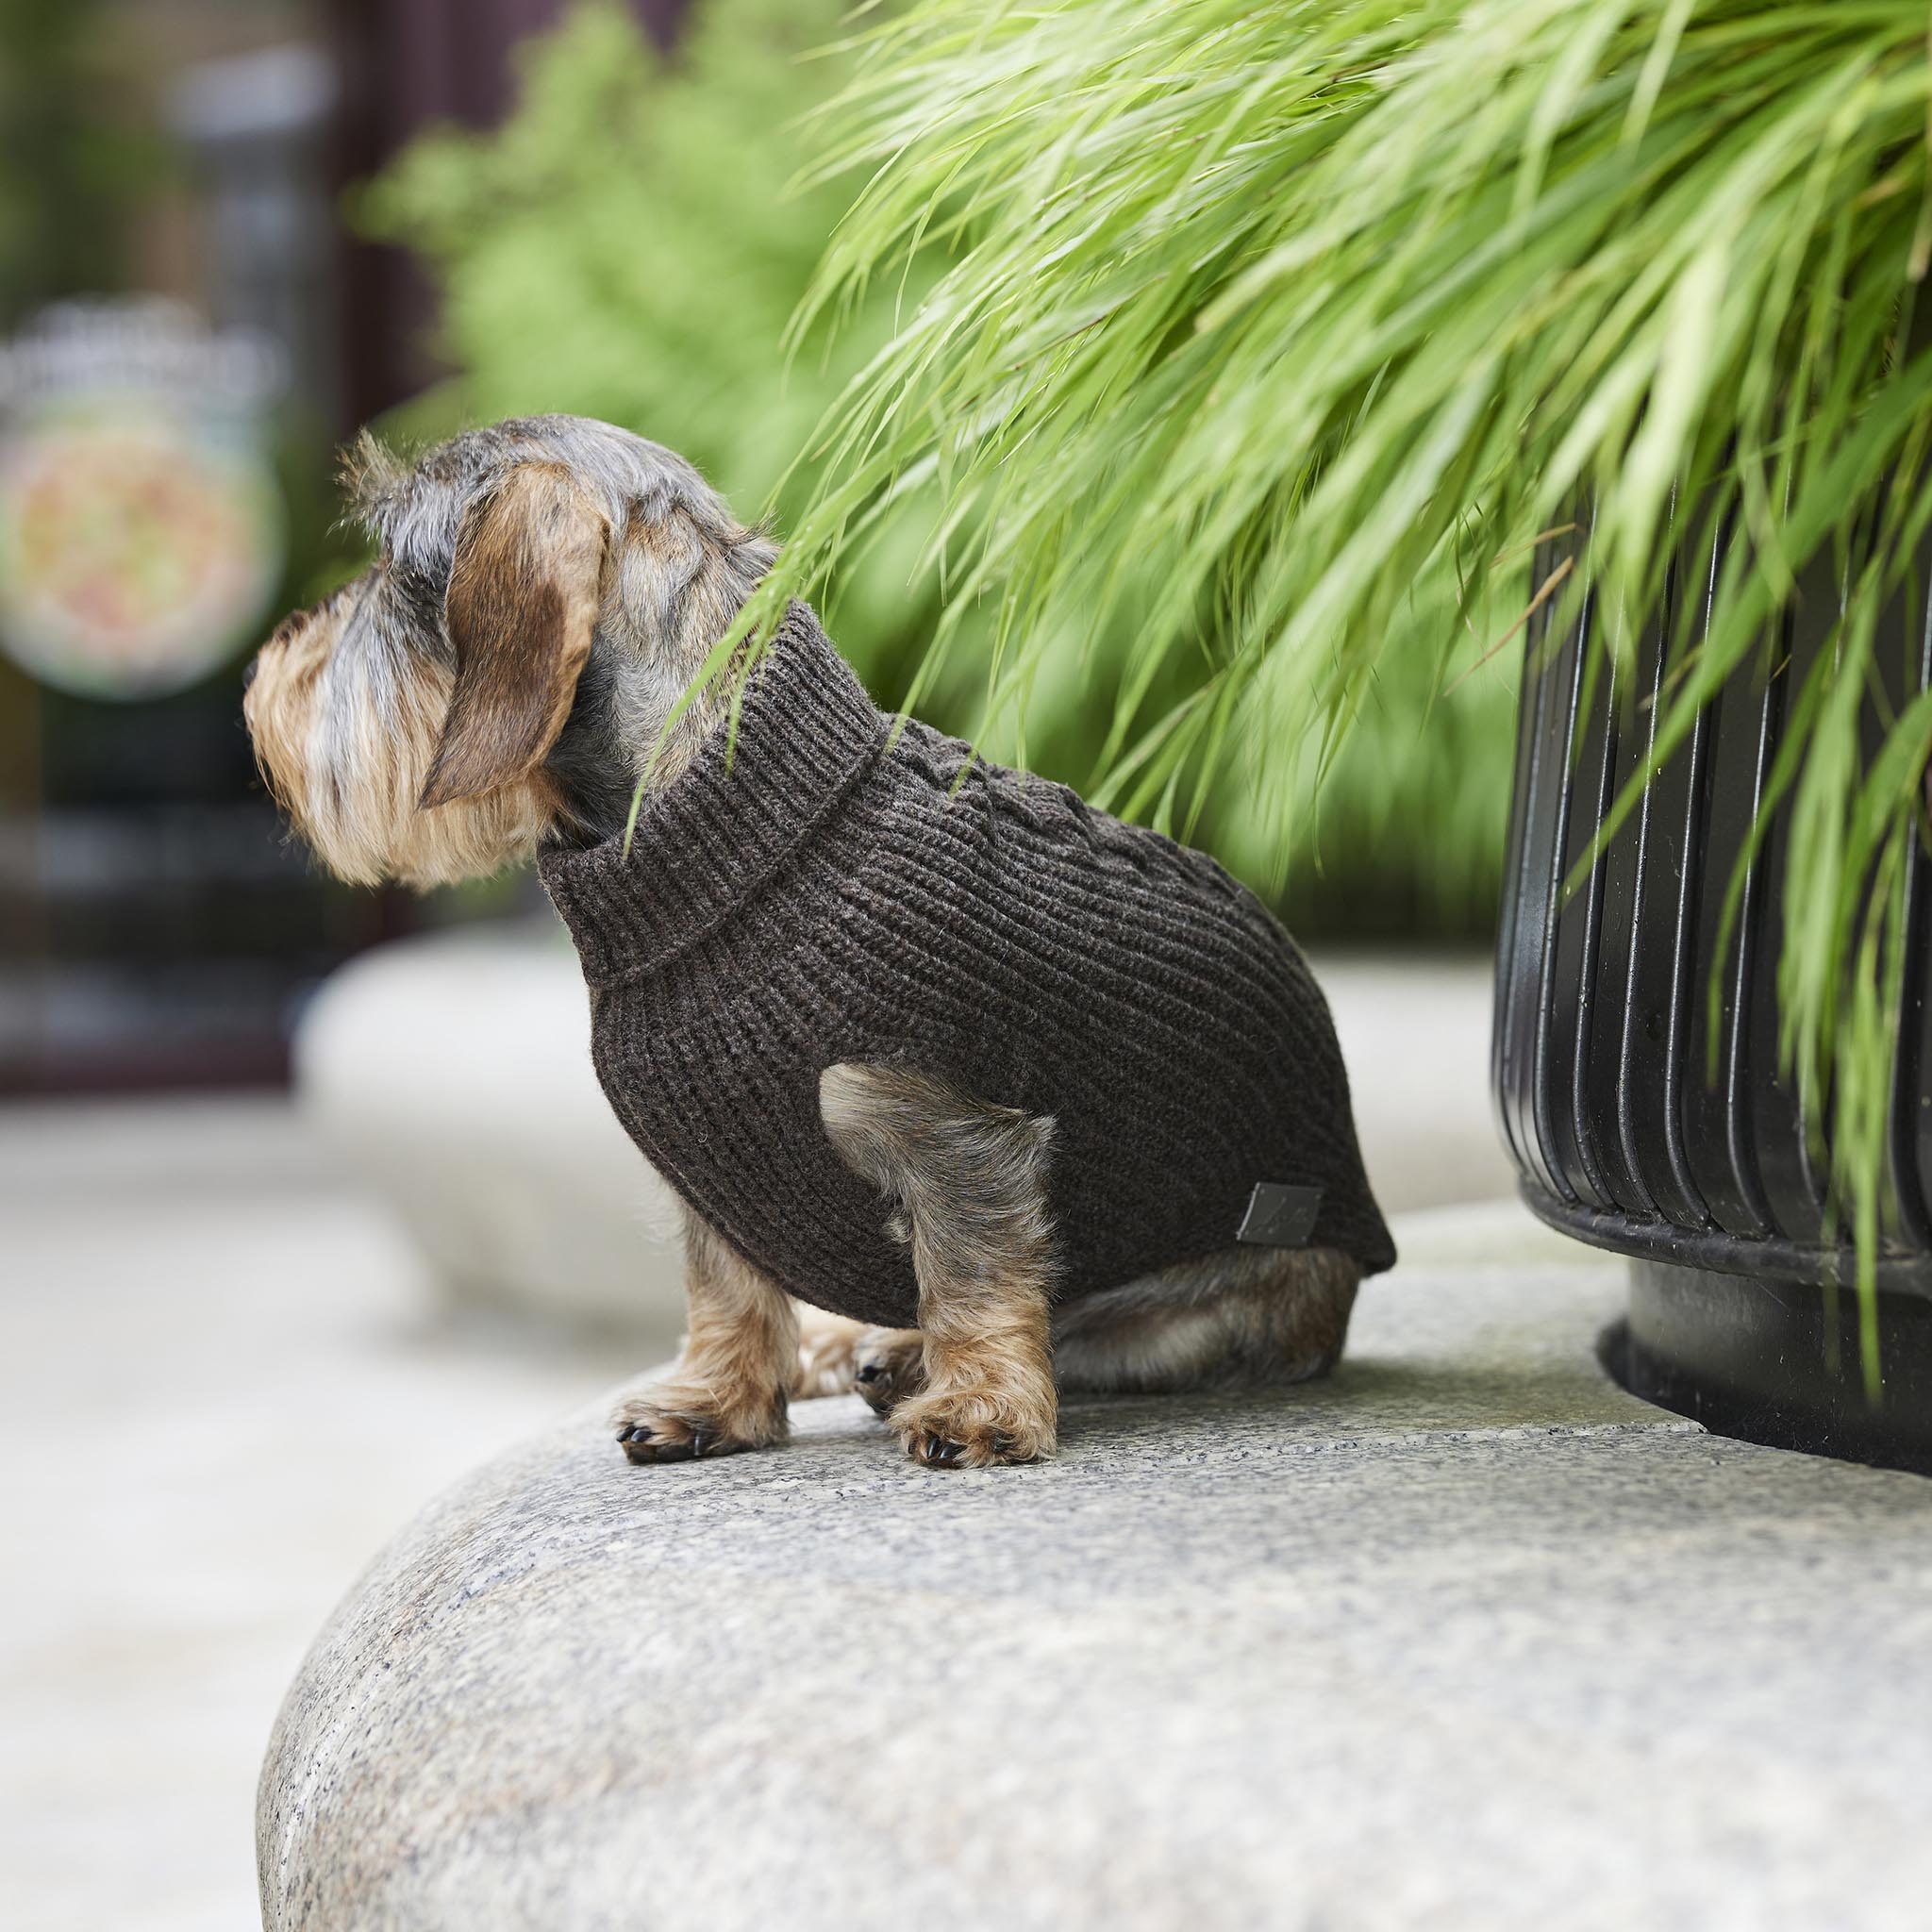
[1491,516,1932,1471]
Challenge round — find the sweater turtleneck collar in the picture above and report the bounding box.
[538,603,887,987]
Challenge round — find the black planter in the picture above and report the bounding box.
[1491,517,1932,1474]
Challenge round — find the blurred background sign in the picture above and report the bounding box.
[0,299,286,700]
[0,0,683,1093]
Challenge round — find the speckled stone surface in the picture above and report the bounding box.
[258,1229,1932,1932]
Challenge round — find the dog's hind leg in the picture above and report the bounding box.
[790,1303,874,1398]
[1051,1244,1359,1394]
[845,1324,927,1419]
[611,1206,798,1463]
[819,1061,1058,1468]
[800,1247,1356,1410]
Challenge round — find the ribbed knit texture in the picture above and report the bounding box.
[540,605,1395,1328]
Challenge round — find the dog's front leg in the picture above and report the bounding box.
[820,1062,1059,1469]
[611,1208,797,1464]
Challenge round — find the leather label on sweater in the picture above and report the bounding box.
[1236,1182,1324,1248]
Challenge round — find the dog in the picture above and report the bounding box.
[245,415,1391,1470]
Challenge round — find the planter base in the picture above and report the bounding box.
[1609,1260,1932,1477]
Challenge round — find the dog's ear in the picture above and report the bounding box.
[420,462,610,809]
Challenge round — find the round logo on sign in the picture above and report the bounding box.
[0,302,286,701]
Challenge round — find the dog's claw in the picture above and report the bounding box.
[897,1414,1042,1468]
[610,1393,786,1467]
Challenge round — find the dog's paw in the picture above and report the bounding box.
[609,1385,785,1466]
[791,1307,870,1399]
[891,1384,1055,1470]
[852,1328,926,1418]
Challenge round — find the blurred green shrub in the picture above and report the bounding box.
[361,0,1517,937]
[0,0,153,324]
[357,0,943,685]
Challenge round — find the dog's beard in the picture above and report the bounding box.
[249,617,558,890]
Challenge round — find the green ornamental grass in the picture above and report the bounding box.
[736,0,1932,1385]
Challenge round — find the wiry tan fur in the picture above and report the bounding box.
[611,1208,798,1461]
[791,1305,873,1399]
[244,417,768,890]
[1052,1241,1358,1391]
[244,596,561,889]
[819,1062,1358,1465]
[821,1061,1061,1467]
[244,414,1364,1476]
[842,1246,1357,1415]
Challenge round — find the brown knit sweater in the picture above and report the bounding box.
[539,605,1394,1329]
